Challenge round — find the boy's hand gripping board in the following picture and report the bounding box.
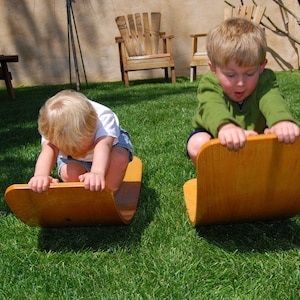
[5,156,142,227]
[183,135,300,226]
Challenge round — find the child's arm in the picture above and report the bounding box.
[79,136,114,191]
[264,121,300,143]
[218,123,258,150]
[28,141,59,192]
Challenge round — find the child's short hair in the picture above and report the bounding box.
[38,89,98,155]
[207,17,267,67]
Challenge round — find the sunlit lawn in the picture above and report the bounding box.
[0,73,300,299]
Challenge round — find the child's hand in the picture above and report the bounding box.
[79,172,106,192]
[264,121,300,143]
[218,123,257,150]
[28,175,59,193]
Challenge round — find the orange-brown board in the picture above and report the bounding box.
[5,156,142,227]
[183,135,300,226]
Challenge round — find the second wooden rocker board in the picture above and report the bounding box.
[183,135,300,226]
[5,156,142,227]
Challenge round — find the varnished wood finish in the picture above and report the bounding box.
[5,156,142,227]
[115,12,176,86]
[183,135,300,226]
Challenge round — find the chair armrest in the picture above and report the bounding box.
[190,33,207,38]
[115,36,124,43]
[0,55,19,63]
[190,34,208,56]
[159,32,174,39]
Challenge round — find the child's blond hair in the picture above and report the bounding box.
[207,17,267,67]
[38,89,98,156]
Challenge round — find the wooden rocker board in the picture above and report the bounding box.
[183,135,300,226]
[4,156,142,227]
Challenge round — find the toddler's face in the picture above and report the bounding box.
[72,136,95,158]
[210,60,267,103]
[57,135,95,159]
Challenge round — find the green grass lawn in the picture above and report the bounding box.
[0,73,300,299]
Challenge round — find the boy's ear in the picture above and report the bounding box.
[208,61,216,73]
[260,59,268,73]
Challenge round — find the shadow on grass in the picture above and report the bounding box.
[37,179,159,252]
[0,155,38,212]
[1,76,196,108]
[196,217,300,253]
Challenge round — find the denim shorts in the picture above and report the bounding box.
[57,128,133,176]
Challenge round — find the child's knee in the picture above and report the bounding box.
[60,162,86,182]
[187,132,211,163]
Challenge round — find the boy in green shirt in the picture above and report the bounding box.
[187,17,299,165]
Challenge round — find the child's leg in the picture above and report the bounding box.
[105,146,129,193]
[60,162,87,182]
[59,149,128,192]
[187,132,212,165]
[105,128,133,193]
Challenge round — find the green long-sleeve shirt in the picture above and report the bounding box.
[192,69,296,137]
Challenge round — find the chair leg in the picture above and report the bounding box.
[120,67,126,83]
[120,67,125,82]
[171,67,176,83]
[164,67,169,79]
[124,71,130,87]
[190,66,196,82]
[1,63,15,99]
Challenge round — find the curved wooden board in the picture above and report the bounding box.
[5,156,142,227]
[184,135,300,226]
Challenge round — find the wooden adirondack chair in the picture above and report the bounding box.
[115,12,176,86]
[189,5,266,82]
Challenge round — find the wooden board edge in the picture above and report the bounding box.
[183,179,197,226]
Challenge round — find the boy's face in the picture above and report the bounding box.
[209,60,267,103]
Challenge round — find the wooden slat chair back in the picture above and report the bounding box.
[183,135,300,226]
[224,5,266,23]
[189,5,266,82]
[115,12,176,86]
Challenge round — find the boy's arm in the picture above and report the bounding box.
[258,70,300,142]
[259,69,296,126]
[28,141,59,192]
[79,136,114,191]
[193,72,240,137]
